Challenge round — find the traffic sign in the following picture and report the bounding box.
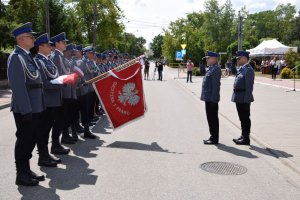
[181,49,186,55]
[181,44,186,49]
[176,51,183,61]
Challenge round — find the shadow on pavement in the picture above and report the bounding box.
[65,137,105,158]
[92,114,112,134]
[18,185,60,200]
[250,145,294,158]
[217,143,258,158]
[40,155,98,191]
[106,141,182,154]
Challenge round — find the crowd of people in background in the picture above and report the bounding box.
[223,56,287,80]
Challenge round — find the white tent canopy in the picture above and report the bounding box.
[247,39,297,57]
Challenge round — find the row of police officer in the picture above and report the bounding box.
[201,51,255,145]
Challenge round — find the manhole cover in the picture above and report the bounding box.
[200,162,247,175]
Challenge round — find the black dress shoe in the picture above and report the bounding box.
[49,155,61,163]
[71,134,79,142]
[75,124,85,133]
[38,157,57,167]
[61,136,76,144]
[203,139,218,145]
[89,122,97,126]
[16,174,39,186]
[233,136,244,143]
[91,118,98,123]
[29,171,45,181]
[99,109,105,115]
[233,138,250,145]
[51,145,70,155]
[84,132,97,139]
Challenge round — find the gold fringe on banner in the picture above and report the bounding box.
[85,55,145,84]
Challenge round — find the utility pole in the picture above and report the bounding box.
[238,11,243,51]
[45,0,50,36]
[93,1,97,47]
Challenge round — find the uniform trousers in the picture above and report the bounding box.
[205,102,219,141]
[236,103,251,139]
[37,107,60,152]
[52,106,63,144]
[62,98,78,130]
[13,112,42,174]
[88,92,96,121]
[78,94,89,125]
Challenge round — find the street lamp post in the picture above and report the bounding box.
[238,11,243,51]
[93,2,97,47]
[45,0,50,36]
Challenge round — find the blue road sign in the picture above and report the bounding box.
[176,51,183,61]
[181,49,186,55]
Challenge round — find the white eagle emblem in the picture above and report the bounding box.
[118,82,140,106]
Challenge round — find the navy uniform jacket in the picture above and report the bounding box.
[7,46,45,114]
[231,63,255,103]
[83,56,97,93]
[92,61,100,77]
[107,61,114,70]
[75,58,89,97]
[200,64,221,103]
[50,49,76,99]
[103,62,109,72]
[66,56,79,99]
[35,53,62,108]
[97,63,106,74]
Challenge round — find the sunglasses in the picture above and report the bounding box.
[22,35,35,40]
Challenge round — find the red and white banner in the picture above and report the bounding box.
[93,61,146,129]
[50,67,84,85]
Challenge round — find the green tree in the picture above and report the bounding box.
[0,1,15,49]
[150,34,163,58]
[284,49,300,68]
[69,0,125,51]
[7,0,43,33]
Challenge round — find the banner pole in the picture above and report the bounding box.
[85,55,145,84]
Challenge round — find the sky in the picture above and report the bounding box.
[117,0,300,48]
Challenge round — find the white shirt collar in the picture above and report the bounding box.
[37,53,49,60]
[17,45,30,54]
[55,49,64,56]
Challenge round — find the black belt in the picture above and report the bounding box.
[234,89,245,92]
[27,83,43,89]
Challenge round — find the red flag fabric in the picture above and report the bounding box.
[50,66,84,85]
[93,61,146,129]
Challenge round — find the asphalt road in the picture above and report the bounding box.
[0,65,300,199]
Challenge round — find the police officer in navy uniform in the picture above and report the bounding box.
[63,44,81,141]
[201,51,222,145]
[74,46,96,139]
[73,44,86,133]
[83,46,99,128]
[232,51,255,145]
[7,22,45,186]
[102,53,109,72]
[34,33,62,167]
[49,32,74,153]
[77,46,96,139]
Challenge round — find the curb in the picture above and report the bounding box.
[0,103,10,110]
